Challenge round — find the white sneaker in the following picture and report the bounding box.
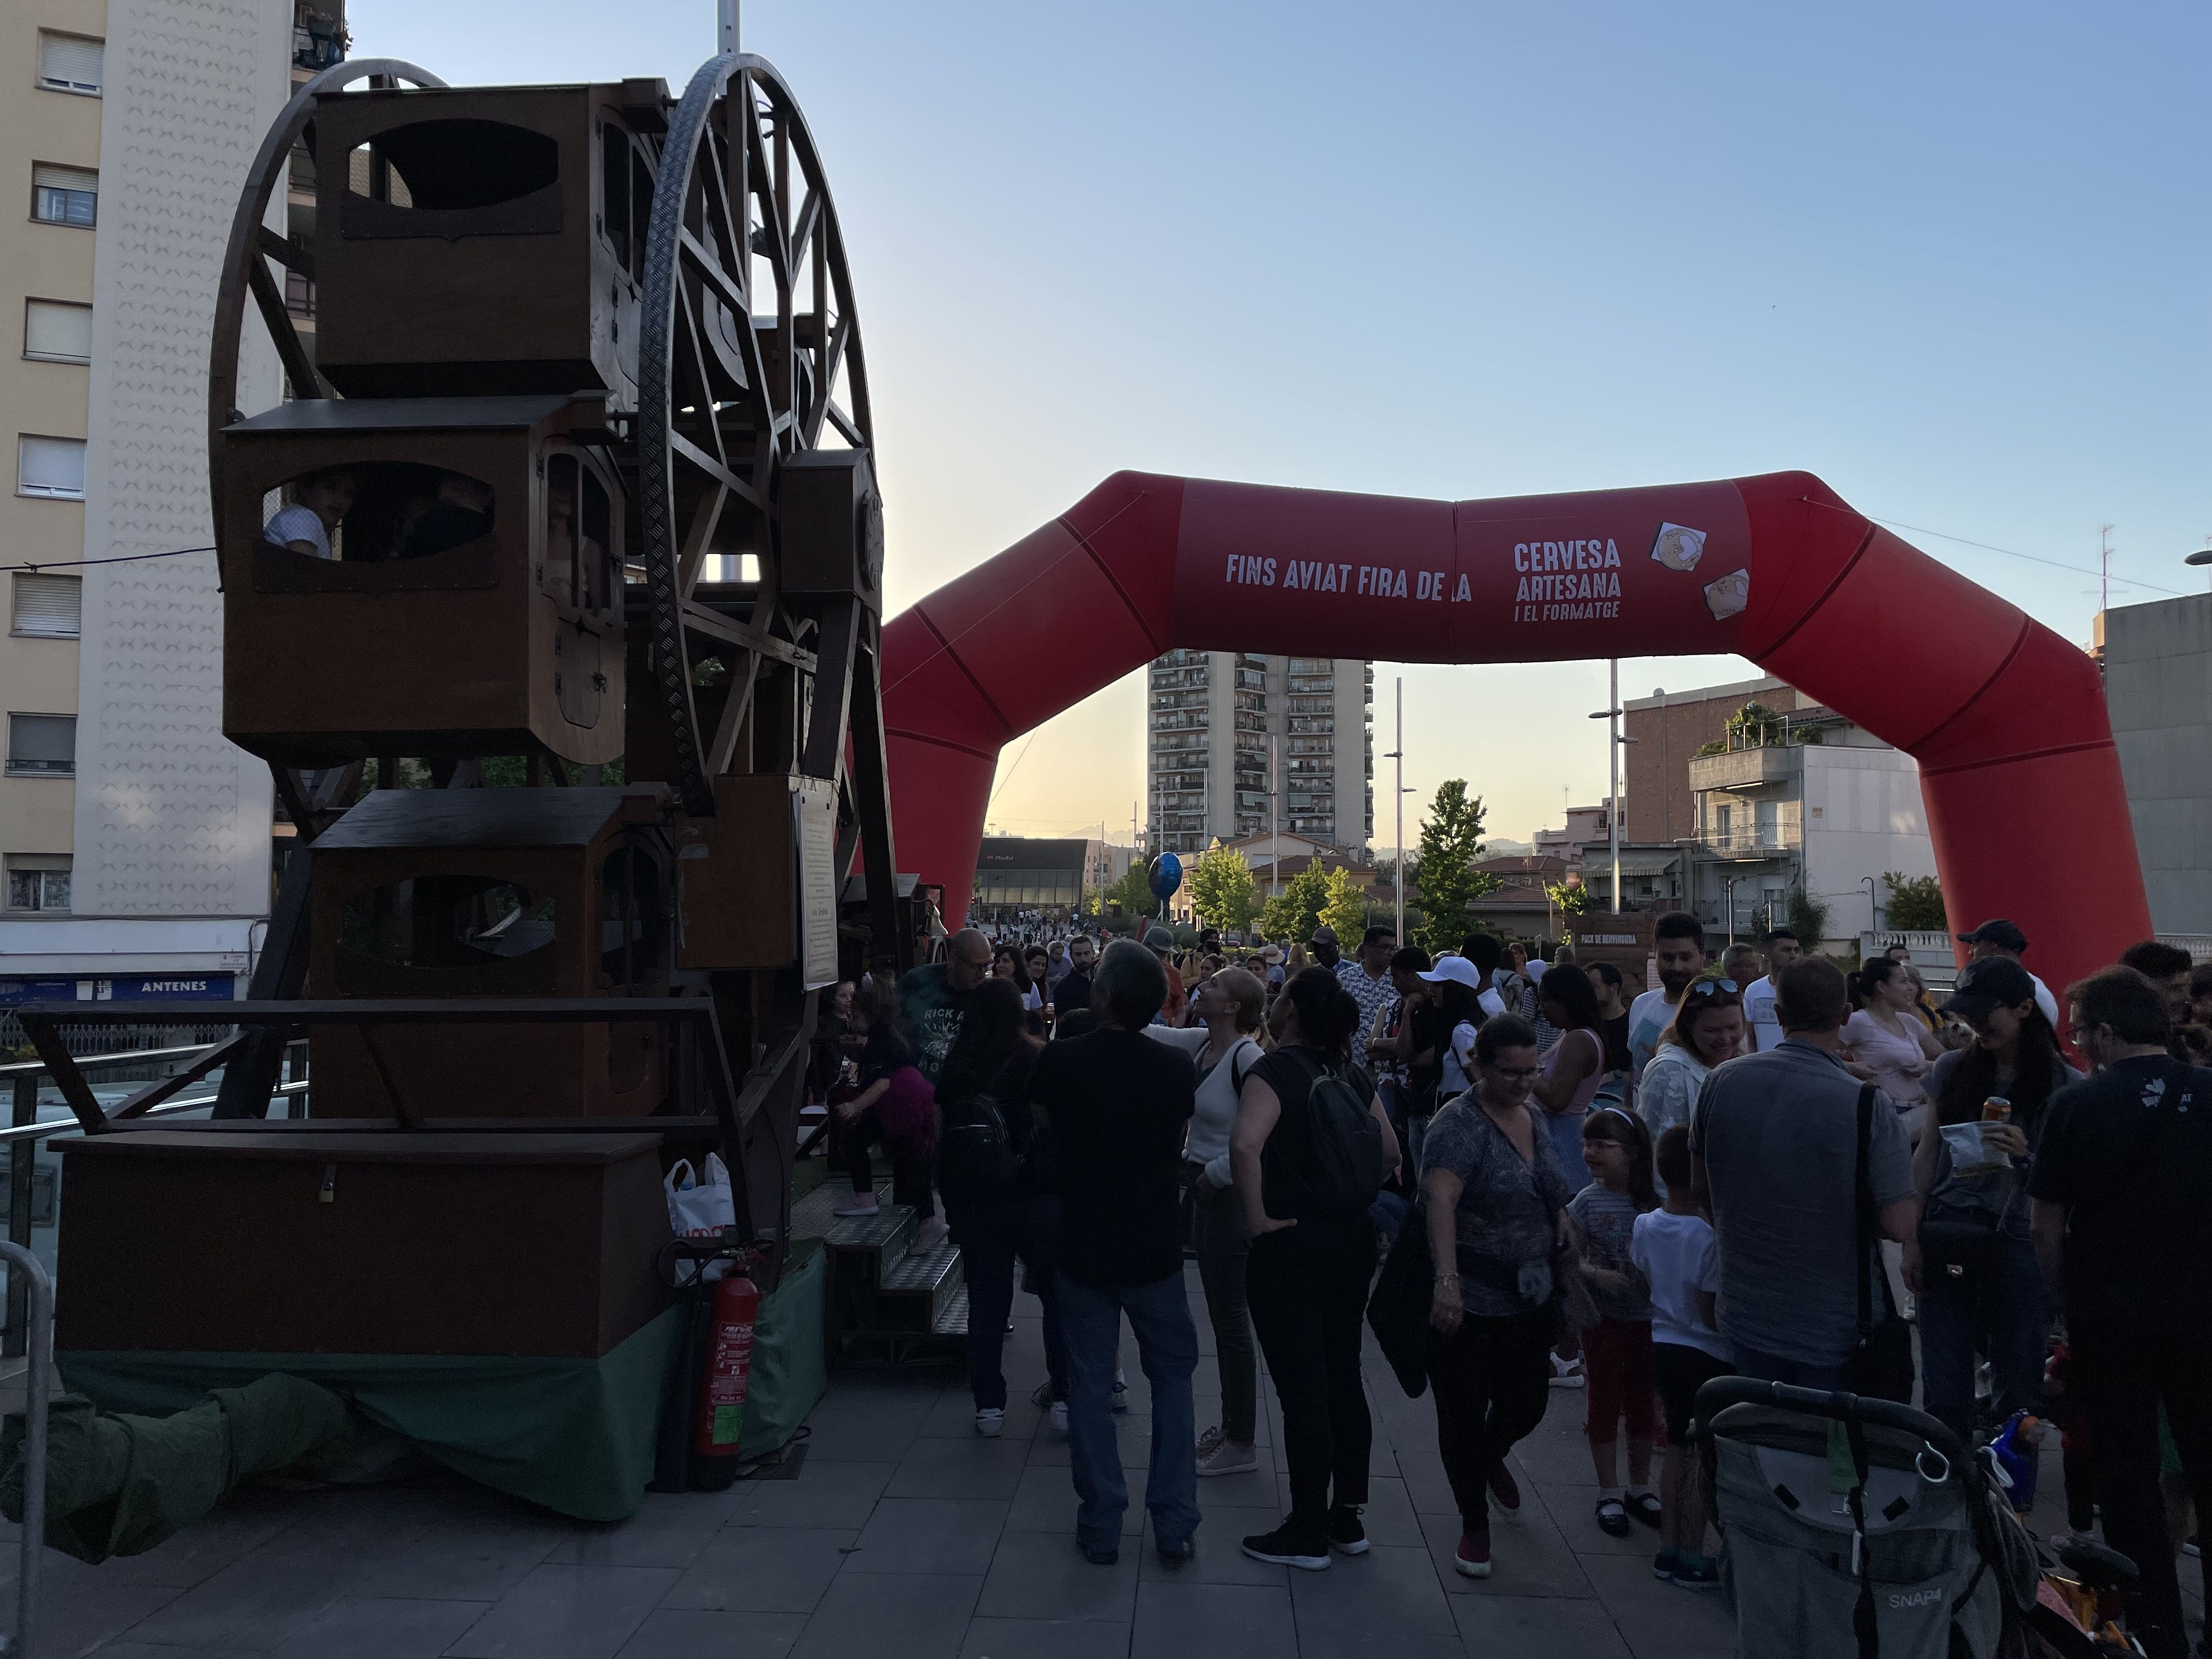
[1197,1439,1260,1477]
[975,1408,1005,1438]
[1049,1401,1069,1435]
[832,1194,879,1217]
[1549,1354,1586,1389]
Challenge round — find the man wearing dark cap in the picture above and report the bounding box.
[1308,925,1342,970]
[1957,919,2059,1026]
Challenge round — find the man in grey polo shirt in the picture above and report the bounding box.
[1690,957,1919,1389]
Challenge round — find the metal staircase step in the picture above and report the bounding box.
[871,1238,964,1335]
[933,1283,970,1338]
[823,1204,919,1287]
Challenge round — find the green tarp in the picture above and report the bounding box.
[2,1373,357,1562]
[735,1248,826,1460]
[53,1252,828,1525]
[60,1304,685,1522]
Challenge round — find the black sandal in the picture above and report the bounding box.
[1628,1490,1664,1530]
[1595,1496,1631,1538]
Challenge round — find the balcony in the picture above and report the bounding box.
[1151,713,1209,733]
[1697,828,1802,860]
[1235,669,1265,690]
[1689,745,1803,793]
[1287,717,1333,735]
[1288,676,1333,695]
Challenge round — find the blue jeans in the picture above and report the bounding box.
[1057,1269,1200,1550]
[1916,1227,2051,1443]
[952,1192,1067,1412]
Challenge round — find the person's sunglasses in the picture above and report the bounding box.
[1491,1065,1543,1082]
[1685,978,1739,997]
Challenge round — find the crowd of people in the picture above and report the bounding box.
[806,904,2212,1652]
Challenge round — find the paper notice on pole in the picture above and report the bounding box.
[794,783,838,990]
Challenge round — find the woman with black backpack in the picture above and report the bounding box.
[937,976,1068,1438]
[1230,967,1402,1571]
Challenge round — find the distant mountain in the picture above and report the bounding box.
[1485,838,1536,858]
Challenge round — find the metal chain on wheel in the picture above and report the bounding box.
[637,53,738,819]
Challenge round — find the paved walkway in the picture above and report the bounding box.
[0,1264,2158,1658]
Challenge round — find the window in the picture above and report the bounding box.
[342,876,555,968]
[24,298,92,363]
[4,856,71,913]
[31,163,97,227]
[343,120,562,239]
[37,33,103,95]
[17,436,86,499]
[260,461,494,561]
[12,574,81,637]
[5,714,75,777]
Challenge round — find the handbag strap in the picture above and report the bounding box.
[1853,1082,1877,1342]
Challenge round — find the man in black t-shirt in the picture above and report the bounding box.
[1029,939,1199,1567]
[2029,966,2212,1659]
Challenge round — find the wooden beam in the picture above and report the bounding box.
[245,255,329,402]
[256,224,312,277]
[114,1034,252,1121]
[802,595,862,783]
[680,599,815,672]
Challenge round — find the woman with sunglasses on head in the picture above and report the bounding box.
[1421,1014,1579,1580]
[1635,979,1747,1182]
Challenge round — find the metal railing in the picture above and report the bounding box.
[2,1241,49,1659]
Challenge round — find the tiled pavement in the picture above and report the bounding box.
[0,1265,2158,1658]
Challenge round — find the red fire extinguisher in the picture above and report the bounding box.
[690,1269,760,1476]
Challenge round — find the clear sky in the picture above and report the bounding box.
[353,0,2210,847]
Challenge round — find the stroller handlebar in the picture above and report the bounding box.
[1689,1375,1971,1469]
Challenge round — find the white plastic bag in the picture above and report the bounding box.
[665,1155,738,1286]
[665,1154,737,1238]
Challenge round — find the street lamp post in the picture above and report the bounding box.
[1384,678,1406,943]
[1863,874,1879,940]
[1588,661,1638,912]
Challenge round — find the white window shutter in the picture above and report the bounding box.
[37,35,104,94]
[17,436,87,499]
[24,300,92,363]
[12,574,82,637]
[31,163,98,196]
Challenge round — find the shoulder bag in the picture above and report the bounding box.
[1842,1082,1916,1403]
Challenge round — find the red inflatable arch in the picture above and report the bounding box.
[880,470,2148,995]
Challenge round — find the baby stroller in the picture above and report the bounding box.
[1696,1377,2044,1658]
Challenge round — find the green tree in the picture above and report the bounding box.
[1882,872,1948,933]
[1787,885,1830,947]
[1319,866,1366,939]
[1187,841,1259,932]
[1410,781,1503,953]
[1102,860,1154,922]
[1547,877,1596,917]
[1259,862,1332,943]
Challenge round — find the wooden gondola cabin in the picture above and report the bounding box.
[305,786,674,1119]
[218,394,625,766]
[308,81,669,405]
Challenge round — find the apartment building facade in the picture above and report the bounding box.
[2,0,306,1003]
[1146,651,1373,859]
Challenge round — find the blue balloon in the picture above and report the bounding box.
[1148,853,1183,900]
